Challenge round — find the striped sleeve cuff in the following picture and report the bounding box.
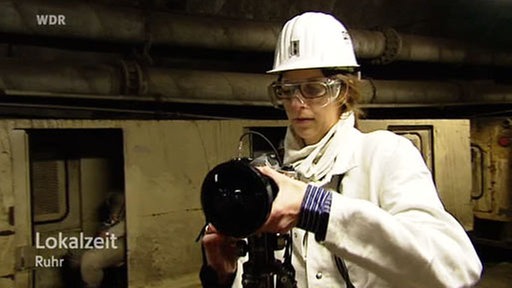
[297,185,332,242]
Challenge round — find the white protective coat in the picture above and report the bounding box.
[233,122,482,288]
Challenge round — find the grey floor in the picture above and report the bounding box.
[475,262,512,288]
[473,241,512,288]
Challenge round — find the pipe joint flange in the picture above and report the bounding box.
[120,60,147,95]
[371,27,402,65]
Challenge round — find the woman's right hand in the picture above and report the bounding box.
[202,224,239,284]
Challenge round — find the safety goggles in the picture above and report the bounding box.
[268,77,347,108]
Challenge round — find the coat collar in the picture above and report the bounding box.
[330,125,362,176]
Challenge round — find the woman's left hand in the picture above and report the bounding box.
[256,166,308,233]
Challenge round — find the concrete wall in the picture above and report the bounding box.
[0,119,285,288]
[0,121,16,286]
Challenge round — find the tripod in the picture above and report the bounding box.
[239,233,297,288]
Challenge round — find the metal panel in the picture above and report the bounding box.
[31,160,67,223]
[472,118,512,222]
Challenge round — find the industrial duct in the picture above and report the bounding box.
[1,60,511,107]
[1,0,512,66]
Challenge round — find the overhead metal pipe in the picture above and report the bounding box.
[358,80,512,106]
[0,59,121,95]
[1,60,512,107]
[1,0,512,66]
[0,0,280,51]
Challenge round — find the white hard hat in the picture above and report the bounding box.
[267,12,359,74]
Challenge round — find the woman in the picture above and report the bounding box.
[202,12,482,287]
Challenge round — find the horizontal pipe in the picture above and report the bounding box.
[1,60,512,107]
[0,59,120,95]
[397,34,512,65]
[1,0,512,66]
[146,68,275,106]
[0,0,280,51]
[360,80,462,104]
[0,101,235,119]
[350,30,387,59]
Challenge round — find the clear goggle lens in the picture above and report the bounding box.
[268,78,347,107]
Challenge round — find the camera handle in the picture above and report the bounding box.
[238,233,297,288]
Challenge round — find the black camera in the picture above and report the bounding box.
[200,156,297,288]
[201,157,279,238]
[200,131,297,288]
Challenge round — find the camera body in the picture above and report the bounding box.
[201,155,298,288]
[201,157,279,238]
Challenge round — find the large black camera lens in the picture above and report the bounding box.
[201,158,278,238]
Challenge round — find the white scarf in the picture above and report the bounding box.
[283,112,355,185]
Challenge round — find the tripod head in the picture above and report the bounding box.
[238,233,297,288]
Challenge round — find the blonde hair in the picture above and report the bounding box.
[322,70,364,119]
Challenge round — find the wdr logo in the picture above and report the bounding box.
[36,14,66,26]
